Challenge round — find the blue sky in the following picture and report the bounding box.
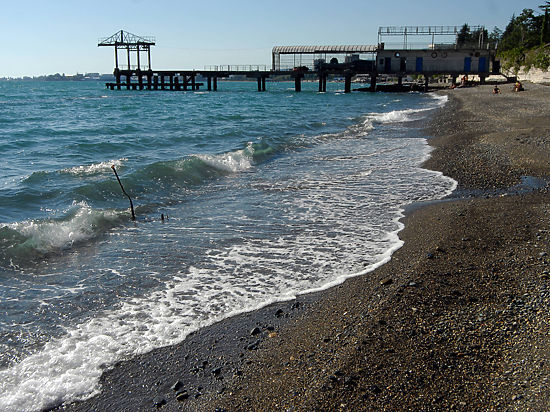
[1,0,544,77]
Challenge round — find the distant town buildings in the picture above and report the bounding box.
[0,73,115,81]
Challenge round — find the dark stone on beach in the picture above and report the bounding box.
[212,366,223,376]
[292,301,301,309]
[172,380,184,392]
[370,384,383,394]
[380,277,393,286]
[247,339,260,350]
[250,327,261,336]
[275,309,284,317]
[344,375,358,387]
[176,390,189,402]
[153,396,167,408]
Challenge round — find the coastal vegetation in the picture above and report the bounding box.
[486,3,550,73]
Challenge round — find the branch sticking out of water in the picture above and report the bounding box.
[111,165,136,221]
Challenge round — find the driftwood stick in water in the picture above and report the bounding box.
[111,165,136,221]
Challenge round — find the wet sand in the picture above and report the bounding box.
[60,83,550,411]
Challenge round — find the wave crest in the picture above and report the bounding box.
[0,202,121,267]
[61,159,127,176]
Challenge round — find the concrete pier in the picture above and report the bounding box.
[101,28,499,95]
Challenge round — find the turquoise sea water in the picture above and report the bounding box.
[0,80,455,411]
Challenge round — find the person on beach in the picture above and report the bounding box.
[493,85,501,94]
[513,81,524,92]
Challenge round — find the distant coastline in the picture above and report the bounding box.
[0,73,115,82]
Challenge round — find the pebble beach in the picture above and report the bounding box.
[60,83,550,412]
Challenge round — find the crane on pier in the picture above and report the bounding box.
[98,30,156,71]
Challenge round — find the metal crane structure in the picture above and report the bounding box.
[98,30,156,71]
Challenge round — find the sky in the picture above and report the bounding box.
[0,0,545,77]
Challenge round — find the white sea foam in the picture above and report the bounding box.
[194,143,255,173]
[61,159,127,176]
[4,202,119,255]
[428,93,449,107]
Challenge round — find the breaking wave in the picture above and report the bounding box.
[0,202,122,267]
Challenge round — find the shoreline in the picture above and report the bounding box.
[59,84,550,411]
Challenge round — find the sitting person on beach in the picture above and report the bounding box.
[493,85,501,94]
[513,81,524,92]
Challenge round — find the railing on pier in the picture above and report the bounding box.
[377,25,492,51]
[203,65,268,72]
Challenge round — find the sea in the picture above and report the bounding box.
[0,80,456,411]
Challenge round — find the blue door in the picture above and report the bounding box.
[416,57,423,72]
[478,57,487,73]
[464,57,472,72]
[384,57,392,73]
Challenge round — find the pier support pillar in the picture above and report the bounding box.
[153,76,159,90]
[294,76,302,92]
[424,75,430,92]
[370,75,377,92]
[262,76,266,91]
[318,73,327,92]
[257,77,262,92]
[160,75,165,90]
[191,75,196,91]
[213,77,218,91]
[174,76,180,91]
[169,75,174,91]
[398,76,403,87]
[207,77,212,91]
[344,74,352,93]
[114,69,120,90]
[126,74,131,90]
[138,71,143,90]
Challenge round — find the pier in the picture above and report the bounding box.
[99,27,500,93]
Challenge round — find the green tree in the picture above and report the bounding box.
[541,2,550,44]
[457,24,470,47]
[488,27,503,46]
[500,9,541,50]
[456,24,489,47]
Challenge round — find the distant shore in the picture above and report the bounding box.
[60,83,550,412]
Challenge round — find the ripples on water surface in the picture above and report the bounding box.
[0,80,455,411]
